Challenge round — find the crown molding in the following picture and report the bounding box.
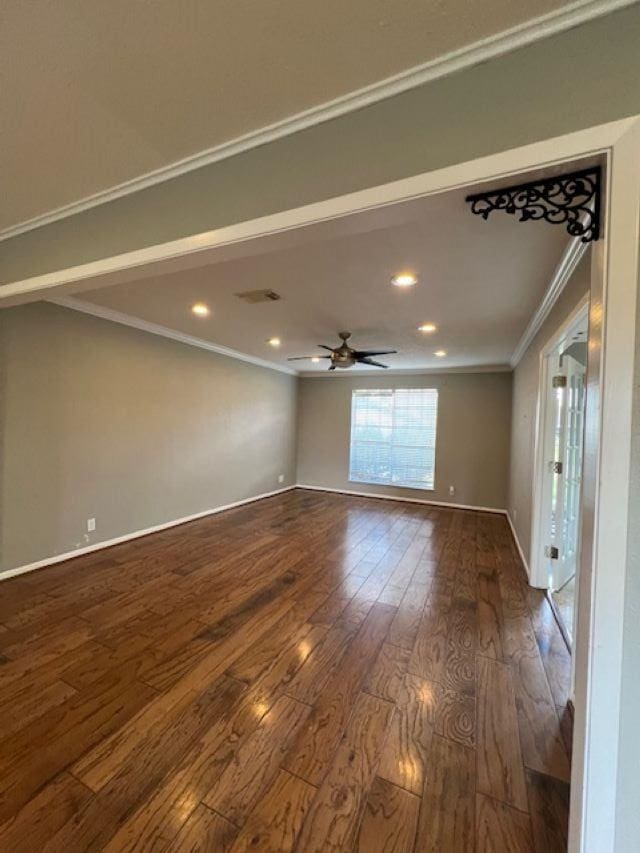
[47,296,298,376]
[47,297,512,377]
[510,234,589,367]
[1,0,633,243]
[299,364,512,378]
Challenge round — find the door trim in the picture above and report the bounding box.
[530,295,590,590]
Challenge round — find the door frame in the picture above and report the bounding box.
[2,117,640,853]
[530,295,590,593]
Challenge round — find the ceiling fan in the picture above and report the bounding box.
[287,331,397,370]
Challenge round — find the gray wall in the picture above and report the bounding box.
[0,303,297,573]
[296,372,512,510]
[507,254,590,567]
[2,4,640,286]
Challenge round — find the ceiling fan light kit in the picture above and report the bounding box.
[288,331,397,371]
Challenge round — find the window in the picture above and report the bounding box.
[349,388,438,490]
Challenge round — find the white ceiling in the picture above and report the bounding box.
[76,184,571,373]
[3,0,586,232]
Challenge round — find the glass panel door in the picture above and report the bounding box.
[547,344,587,642]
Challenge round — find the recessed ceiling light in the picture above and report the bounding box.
[434,349,447,358]
[391,272,418,287]
[311,357,321,363]
[418,323,437,333]
[191,302,210,317]
[268,337,281,347]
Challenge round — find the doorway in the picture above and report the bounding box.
[531,298,589,647]
[548,314,588,644]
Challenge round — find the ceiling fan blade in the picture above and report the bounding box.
[353,349,397,357]
[357,357,389,369]
[286,355,331,361]
[317,345,335,352]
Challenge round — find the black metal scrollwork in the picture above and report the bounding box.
[466,167,601,243]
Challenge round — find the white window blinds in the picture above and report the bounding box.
[349,388,438,491]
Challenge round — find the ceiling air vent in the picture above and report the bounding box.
[235,289,281,304]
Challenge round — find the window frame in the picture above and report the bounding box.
[348,387,439,492]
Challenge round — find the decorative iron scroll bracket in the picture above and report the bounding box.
[466,167,601,243]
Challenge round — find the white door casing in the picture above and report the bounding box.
[531,297,590,591]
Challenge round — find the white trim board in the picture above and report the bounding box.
[0,485,296,582]
[46,232,583,380]
[0,0,633,244]
[47,298,513,377]
[2,119,635,305]
[510,235,589,367]
[297,484,507,515]
[47,296,297,376]
[300,364,512,377]
[529,296,590,588]
[1,483,508,583]
[506,510,532,580]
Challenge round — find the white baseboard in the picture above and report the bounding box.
[1,483,514,583]
[506,511,531,579]
[296,484,507,515]
[0,485,295,582]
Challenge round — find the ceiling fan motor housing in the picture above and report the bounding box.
[287,330,396,369]
[332,345,356,368]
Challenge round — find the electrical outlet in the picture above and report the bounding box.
[449,485,455,496]
[87,517,96,532]
[278,474,285,484]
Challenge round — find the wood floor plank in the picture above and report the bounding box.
[377,673,435,795]
[225,605,320,685]
[477,568,505,660]
[0,493,572,850]
[71,679,201,791]
[283,602,396,786]
[557,704,574,761]
[203,694,311,826]
[244,622,330,707]
[442,597,476,695]
[284,625,353,704]
[294,691,394,852]
[0,666,157,823]
[356,776,420,853]
[386,577,432,650]
[0,773,93,853]
[476,792,535,853]
[230,769,316,853]
[433,683,476,748]
[406,591,451,683]
[48,676,243,851]
[503,616,571,782]
[165,804,237,852]
[477,656,529,811]
[526,590,572,709]
[363,642,411,702]
[100,676,299,850]
[0,616,95,681]
[414,734,475,853]
[0,678,77,740]
[526,769,570,853]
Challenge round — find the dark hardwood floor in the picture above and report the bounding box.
[0,489,572,851]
